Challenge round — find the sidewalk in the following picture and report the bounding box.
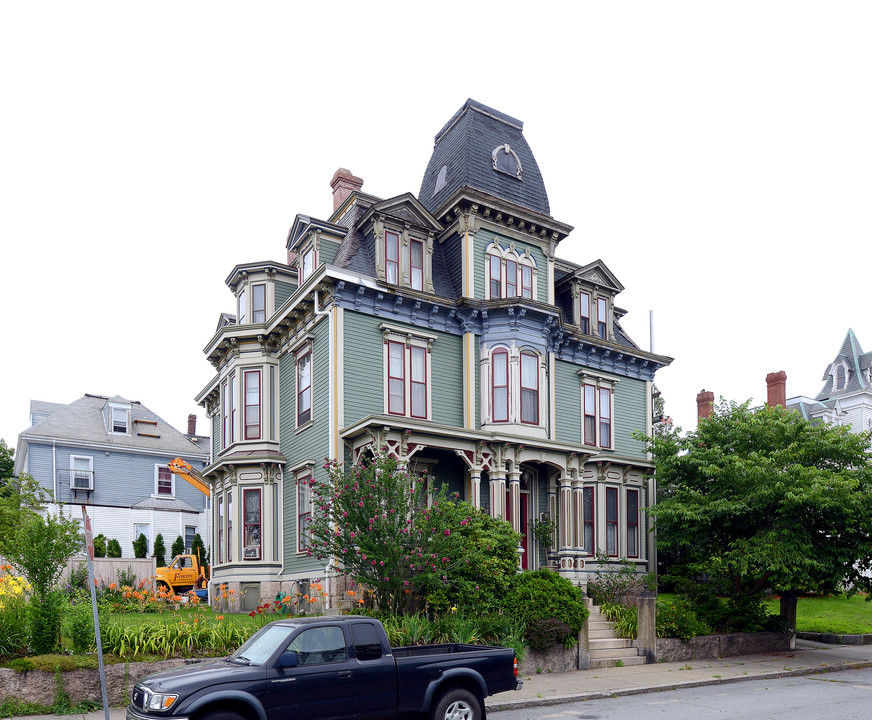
[14,639,872,720]
[487,638,872,710]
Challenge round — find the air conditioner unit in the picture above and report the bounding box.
[72,473,92,490]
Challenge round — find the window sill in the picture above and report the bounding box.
[295,420,314,434]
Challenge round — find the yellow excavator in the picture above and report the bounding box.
[155,458,211,597]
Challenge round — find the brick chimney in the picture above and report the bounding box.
[330,168,363,212]
[766,371,787,408]
[697,390,714,420]
[187,414,197,435]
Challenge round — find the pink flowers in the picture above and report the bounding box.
[444,529,451,536]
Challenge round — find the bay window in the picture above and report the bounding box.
[227,490,233,562]
[492,349,509,423]
[244,370,261,440]
[243,488,262,560]
[521,265,532,299]
[606,487,618,556]
[506,259,517,297]
[489,254,502,297]
[252,284,266,323]
[217,495,224,564]
[626,488,639,558]
[237,287,247,324]
[221,376,236,448]
[520,352,539,424]
[484,242,537,300]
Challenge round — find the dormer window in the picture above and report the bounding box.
[300,246,316,283]
[835,365,846,390]
[410,240,424,291]
[580,292,591,335]
[492,143,522,179]
[374,222,435,293]
[385,230,400,284]
[109,407,127,434]
[597,298,608,340]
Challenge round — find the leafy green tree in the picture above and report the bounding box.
[93,533,107,558]
[649,400,872,601]
[106,538,122,558]
[0,509,83,654]
[308,455,521,614]
[153,533,166,567]
[0,439,13,481]
[505,570,589,648]
[171,535,185,558]
[190,533,209,577]
[133,533,148,559]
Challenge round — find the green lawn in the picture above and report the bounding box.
[658,593,872,635]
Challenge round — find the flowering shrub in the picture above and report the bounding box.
[307,454,522,614]
[251,582,327,617]
[0,565,28,658]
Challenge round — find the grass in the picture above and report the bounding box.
[659,592,872,635]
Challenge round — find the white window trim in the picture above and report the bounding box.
[294,463,315,555]
[237,284,248,325]
[579,371,619,450]
[380,323,436,421]
[481,343,546,429]
[298,240,318,285]
[373,220,435,293]
[70,455,94,490]
[484,241,538,301]
[154,463,175,498]
[108,403,130,435]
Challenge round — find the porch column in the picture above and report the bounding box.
[507,469,521,534]
[468,467,482,509]
[489,471,507,521]
[558,474,574,572]
[571,474,584,569]
[547,476,558,562]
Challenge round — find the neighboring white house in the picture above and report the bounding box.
[14,394,211,558]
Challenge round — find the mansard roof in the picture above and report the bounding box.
[419,99,550,218]
[556,258,625,295]
[816,328,872,401]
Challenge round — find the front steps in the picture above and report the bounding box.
[588,605,647,669]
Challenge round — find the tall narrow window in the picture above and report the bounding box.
[297,350,312,426]
[505,259,517,297]
[217,495,224,564]
[229,375,237,445]
[237,287,247,325]
[492,349,509,423]
[243,488,261,560]
[835,365,846,390]
[226,491,233,563]
[489,255,502,298]
[606,487,618,556]
[410,346,427,419]
[520,352,539,424]
[252,284,266,323]
[297,476,311,552]
[385,231,399,284]
[580,293,591,335]
[597,297,608,339]
[410,240,424,291]
[156,465,173,496]
[221,381,229,449]
[626,489,639,558]
[521,265,532,299]
[301,247,315,283]
[244,370,261,440]
[582,487,595,554]
[599,388,612,448]
[387,340,405,415]
[584,384,597,445]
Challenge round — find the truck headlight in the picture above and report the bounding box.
[143,689,178,712]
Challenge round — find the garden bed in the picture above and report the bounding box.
[655,631,793,662]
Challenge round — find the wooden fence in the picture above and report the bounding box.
[1,556,157,589]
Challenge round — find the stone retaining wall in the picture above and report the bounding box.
[655,631,792,662]
[797,631,872,646]
[0,659,195,706]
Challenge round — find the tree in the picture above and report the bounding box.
[0,508,83,654]
[171,535,185,558]
[93,533,107,558]
[649,400,872,601]
[107,538,122,557]
[0,439,13,481]
[133,533,148,559]
[153,533,166,567]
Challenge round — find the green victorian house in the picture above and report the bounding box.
[196,100,672,611]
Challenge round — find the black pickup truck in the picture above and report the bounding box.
[127,615,522,720]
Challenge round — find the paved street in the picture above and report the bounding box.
[490,666,872,720]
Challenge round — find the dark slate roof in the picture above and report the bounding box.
[815,329,872,401]
[419,99,550,217]
[613,320,639,350]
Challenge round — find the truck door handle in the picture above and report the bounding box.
[338,671,352,679]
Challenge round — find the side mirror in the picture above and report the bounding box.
[277,651,299,669]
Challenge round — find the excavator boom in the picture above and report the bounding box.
[168,457,210,496]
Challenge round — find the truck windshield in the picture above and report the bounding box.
[229,625,295,665]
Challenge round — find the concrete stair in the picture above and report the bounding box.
[587,605,647,669]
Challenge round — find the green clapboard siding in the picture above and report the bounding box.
[279,317,330,574]
[275,281,296,310]
[343,312,464,428]
[320,239,340,267]
[554,360,647,460]
[473,228,547,304]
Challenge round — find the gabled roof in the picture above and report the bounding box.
[359,193,443,234]
[556,258,625,295]
[815,329,872,401]
[419,99,550,218]
[286,214,347,253]
[18,394,208,457]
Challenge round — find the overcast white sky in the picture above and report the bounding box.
[2,2,871,451]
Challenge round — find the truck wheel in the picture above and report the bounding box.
[201,711,245,720]
[430,689,481,720]
[156,581,170,593]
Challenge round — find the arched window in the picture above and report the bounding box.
[835,365,846,390]
[484,242,537,300]
[492,349,509,423]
